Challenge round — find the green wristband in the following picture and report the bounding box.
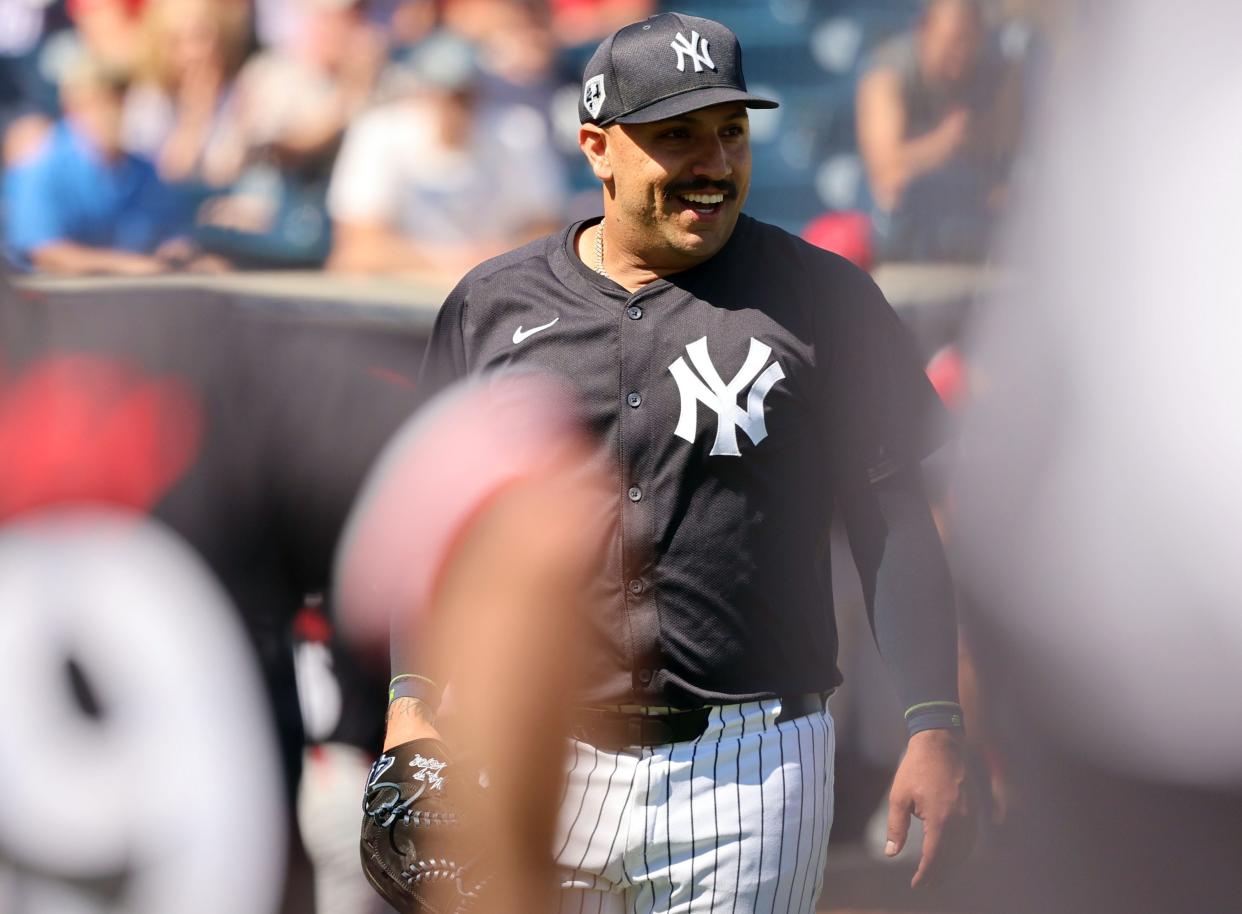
[388,674,442,711]
[904,700,964,734]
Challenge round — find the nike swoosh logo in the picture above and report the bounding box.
[512,317,559,345]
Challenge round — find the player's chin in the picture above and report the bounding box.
[666,202,738,247]
[679,219,737,259]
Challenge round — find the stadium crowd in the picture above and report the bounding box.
[0,0,1047,282]
[0,0,650,278]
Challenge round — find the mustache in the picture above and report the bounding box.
[666,179,738,198]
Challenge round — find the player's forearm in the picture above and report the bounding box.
[843,467,961,735]
[383,696,442,749]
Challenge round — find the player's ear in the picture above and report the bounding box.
[579,124,612,182]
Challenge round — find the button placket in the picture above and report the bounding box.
[619,289,661,698]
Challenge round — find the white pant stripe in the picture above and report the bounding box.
[727,707,748,914]
[777,716,806,914]
[808,711,834,907]
[601,755,643,878]
[573,750,624,871]
[556,743,599,861]
[799,716,820,913]
[555,700,834,914]
[747,716,768,914]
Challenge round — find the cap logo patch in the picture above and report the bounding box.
[671,31,714,73]
[584,74,606,119]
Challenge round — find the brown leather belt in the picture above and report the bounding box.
[568,692,826,750]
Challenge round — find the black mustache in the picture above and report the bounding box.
[667,180,737,198]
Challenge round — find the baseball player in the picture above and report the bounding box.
[379,12,973,913]
[0,278,430,914]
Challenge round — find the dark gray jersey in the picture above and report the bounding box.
[421,214,947,707]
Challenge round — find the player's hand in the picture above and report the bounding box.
[885,727,975,888]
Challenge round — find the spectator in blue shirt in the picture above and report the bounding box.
[4,55,207,275]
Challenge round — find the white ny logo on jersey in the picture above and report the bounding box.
[669,337,785,457]
[670,31,714,73]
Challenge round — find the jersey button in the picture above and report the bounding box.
[628,486,642,502]
[627,392,642,408]
[628,578,644,595]
[626,305,643,320]
[637,668,654,685]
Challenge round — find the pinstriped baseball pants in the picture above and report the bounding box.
[553,698,835,914]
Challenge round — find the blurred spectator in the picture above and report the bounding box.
[439,0,515,44]
[231,0,381,160]
[327,31,566,279]
[0,0,70,131]
[546,0,654,49]
[2,56,212,274]
[64,0,148,75]
[856,0,1021,263]
[121,0,250,186]
[376,0,437,46]
[473,0,563,109]
[468,0,581,198]
[0,0,145,160]
[194,0,384,267]
[253,0,308,50]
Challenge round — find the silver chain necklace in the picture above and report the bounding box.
[594,218,607,277]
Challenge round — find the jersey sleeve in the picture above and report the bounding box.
[818,259,961,734]
[417,281,470,394]
[821,262,949,489]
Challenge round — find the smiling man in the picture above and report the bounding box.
[376,12,973,914]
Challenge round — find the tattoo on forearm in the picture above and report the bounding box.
[387,697,437,727]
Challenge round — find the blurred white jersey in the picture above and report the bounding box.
[955,0,1242,784]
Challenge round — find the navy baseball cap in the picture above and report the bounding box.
[578,12,778,126]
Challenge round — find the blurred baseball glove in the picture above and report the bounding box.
[360,738,492,913]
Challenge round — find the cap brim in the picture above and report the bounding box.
[607,86,778,125]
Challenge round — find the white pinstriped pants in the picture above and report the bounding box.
[554,698,835,914]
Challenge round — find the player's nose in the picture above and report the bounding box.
[691,136,734,181]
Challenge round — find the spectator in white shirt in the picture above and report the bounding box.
[327,32,567,281]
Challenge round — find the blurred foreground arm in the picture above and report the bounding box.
[338,374,608,914]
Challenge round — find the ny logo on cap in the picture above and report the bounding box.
[583,74,606,119]
[671,30,714,73]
